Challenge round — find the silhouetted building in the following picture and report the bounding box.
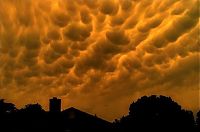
[61,107,112,132]
[49,97,61,113]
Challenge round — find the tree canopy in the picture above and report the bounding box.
[19,103,45,113]
[118,95,195,131]
[0,99,16,113]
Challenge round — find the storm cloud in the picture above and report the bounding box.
[0,0,199,121]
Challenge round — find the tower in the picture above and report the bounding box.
[49,97,61,112]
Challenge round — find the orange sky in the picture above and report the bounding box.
[0,0,199,121]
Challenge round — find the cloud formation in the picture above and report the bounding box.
[0,0,199,121]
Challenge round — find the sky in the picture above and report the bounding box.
[0,0,199,121]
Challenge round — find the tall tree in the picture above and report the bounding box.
[0,99,16,113]
[118,95,195,131]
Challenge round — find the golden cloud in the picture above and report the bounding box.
[0,0,199,121]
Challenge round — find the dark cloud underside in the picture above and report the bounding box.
[0,0,199,121]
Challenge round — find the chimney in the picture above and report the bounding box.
[49,97,61,112]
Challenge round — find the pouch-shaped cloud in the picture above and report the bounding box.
[63,22,92,41]
[99,0,119,15]
[106,29,130,45]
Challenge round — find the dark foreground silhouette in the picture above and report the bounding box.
[0,95,199,132]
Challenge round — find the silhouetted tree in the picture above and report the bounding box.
[14,103,46,132]
[117,95,195,132]
[20,103,45,113]
[0,99,17,132]
[197,111,200,130]
[0,99,16,113]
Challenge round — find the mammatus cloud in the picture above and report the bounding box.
[0,0,199,121]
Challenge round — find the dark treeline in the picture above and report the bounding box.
[0,95,199,132]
